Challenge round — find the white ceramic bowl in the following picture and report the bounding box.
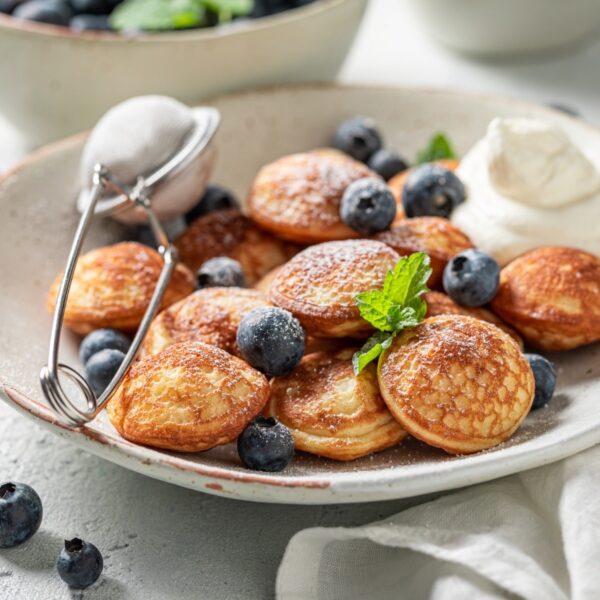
[1,84,599,504]
[0,0,366,148]
[408,0,600,57]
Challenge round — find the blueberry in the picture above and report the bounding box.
[70,14,109,29]
[84,349,125,396]
[237,416,294,471]
[197,257,246,289]
[79,329,130,365]
[57,538,103,589]
[251,0,288,17]
[367,149,408,181]
[0,0,24,14]
[13,0,71,25]
[525,354,557,410]
[442,249,500,307]
[0,482,43,548]
[184,184,238,224]
[237,307,305,377]
[69,0,110,15]
[402,164,465,219]
[332,117,383,163]
[340,178,396,235]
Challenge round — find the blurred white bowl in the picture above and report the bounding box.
[408,0,600,57]
[0,0,367,148]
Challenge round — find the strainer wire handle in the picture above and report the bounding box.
[40,164,177,426]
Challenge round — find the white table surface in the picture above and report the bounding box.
[1,1,599,598]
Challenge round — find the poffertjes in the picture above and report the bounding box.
[378,315,534,454]
[174,209,299,284]
[107,341,269,452]
[47,242,195,335]
[425,291,523,349]
[375,217,473,288]
[269,240,400,337]
[491,246,600,351]
[246,149,379,243]
[140,287,272,358]
[267,348,407,460]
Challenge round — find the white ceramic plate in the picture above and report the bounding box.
[1,84,599,505]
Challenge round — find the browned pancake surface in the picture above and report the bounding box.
[425,291,523,348]
[47,242,195,335]
[141,287,271,357]
[246,149,379,243]
[107,341,269,452]
[491,246,600,351]
[267,348,406,460]
[378,315,534,454]
[269,240,400,337]
[175,209,299,284]
[375,217,473,288]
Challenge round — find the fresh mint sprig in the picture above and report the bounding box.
[415,133,456,165]
[111,0,253,32]
[352,252,431,375]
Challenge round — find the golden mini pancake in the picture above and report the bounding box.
[253,265,285,295]
[491,247,600,351]
[375,217,473,288]
[425,291,523,349]
[174,209,299,284]
[253,267,350,354]
[269,240,400,337]
[107,341,269,452]
[267,348,407,461]
[47,242,195,335]
[378,315,534,455]
[140,287,271,358]
[246,148,379,243]
[388,159,460,224]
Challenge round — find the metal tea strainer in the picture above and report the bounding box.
[40,105,220,426]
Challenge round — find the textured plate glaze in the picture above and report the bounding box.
[1,84,599,504]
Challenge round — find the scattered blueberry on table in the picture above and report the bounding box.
[84,348,126,396]
[367,148,408,181]
[526,354,557,410]
[184,184,239,224]
[340,177,396,235]
[0,481,43,548]
[56,537,104,589]
[402,163,465,218]
[332,116,383,163]
[237,306,305,377]
[443,249,500,308]
[79,328,130,365]
[197,256,246,289]
[237,416,294,472]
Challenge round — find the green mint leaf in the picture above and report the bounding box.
[352,252,432,375]
[383,252,431,306]
[352,331,396,374]
[111,0,207,31]
[387,305,421,331]
[201,0,253,21]
[355,290,395,332]
[415,133,456,165]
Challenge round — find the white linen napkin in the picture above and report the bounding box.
[277,444,600,600]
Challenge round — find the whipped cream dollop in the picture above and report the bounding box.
[452,117,600,264]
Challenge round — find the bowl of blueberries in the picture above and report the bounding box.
[0,0,367,148]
